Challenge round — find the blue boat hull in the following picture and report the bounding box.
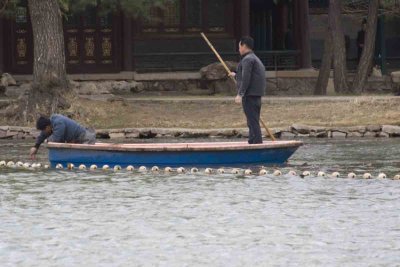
[48,146,299,168]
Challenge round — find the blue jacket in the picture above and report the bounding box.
[34,114,86,149]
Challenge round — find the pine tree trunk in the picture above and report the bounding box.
[5,0,72,122]
[329,0,349,93]
[314,28,333,95]
[352,0,379,93]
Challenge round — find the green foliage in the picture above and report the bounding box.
[64,0,174,18]
[1,0,176,18]
[0,0,19,18]
[381,0,400,8]
[343,0,400,17]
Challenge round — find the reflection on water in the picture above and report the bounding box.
[0,138,400,266]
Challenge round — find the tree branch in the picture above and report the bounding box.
[0,0,10,13]
[343,0,400,17]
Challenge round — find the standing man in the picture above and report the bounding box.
[30,114,96,159]
[230,36,266,144]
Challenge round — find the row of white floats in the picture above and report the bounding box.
[1,160,400,180]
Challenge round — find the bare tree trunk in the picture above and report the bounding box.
[352,0,380,93]
[314,28,333,95]
[28,0,68,88]
[5,0,72,122]
[329,0,349,93]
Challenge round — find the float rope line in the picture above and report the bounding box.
[1,161,399,180]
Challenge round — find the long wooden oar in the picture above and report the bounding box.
[200,32,276,141]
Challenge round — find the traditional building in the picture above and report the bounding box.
[0,0,312,75]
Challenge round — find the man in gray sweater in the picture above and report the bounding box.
[230,36,266,144]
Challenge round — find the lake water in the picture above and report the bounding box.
[1,138,400,266]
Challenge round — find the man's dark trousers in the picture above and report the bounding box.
[242,96,262,144]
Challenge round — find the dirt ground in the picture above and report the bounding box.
[1,96,399,129]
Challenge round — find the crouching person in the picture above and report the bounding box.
[30,114,96,159]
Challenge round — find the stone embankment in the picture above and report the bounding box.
[2,64,398,98]
[1,124,400,140]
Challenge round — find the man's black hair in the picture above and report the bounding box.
[240,36,254,50]
[36,116,51,130]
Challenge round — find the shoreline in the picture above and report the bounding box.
[1,124,399,140]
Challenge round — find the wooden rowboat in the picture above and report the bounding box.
[47,141,303,168]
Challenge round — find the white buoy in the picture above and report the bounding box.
[204,168,213,174]
[7,161,15,168]
[138,166,147,172]
[348,172,356,179]
[90,164,98,170]
[273,170,282,176]
[0,160,6,167]
[244,169,252,175]
[288,170,297,176]
[317,171,326,177]
[331,172,340,178]
[16,161,24,167]
[363,173,372,179]
[177,167,186,174]
[217,168,225,174]
[259,169,268,176]
[78,164,86,170]
[114,165,122,171]
[32,163,42,169]
[302,171,311,177]
[164,167,173,173]
[393,174,400,180]
[126,165,134,171]
[377,173,387,179]
[102,165,110,171]
[190,167,198,174]
[56,164,63,169]
[151,166,159,172]
[231,168,240,174]
[44,164,50,169]
[67,163,74,170]
[23,162,31,169]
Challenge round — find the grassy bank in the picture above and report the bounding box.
[1,96,399,129]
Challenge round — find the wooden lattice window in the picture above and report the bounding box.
[208,0,226,32]
[186,0,202,32]
[82,6,97,28]
[164,0,181,32]
[309,0,329,8]
[142,6,160,33]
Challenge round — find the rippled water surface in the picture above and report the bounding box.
[1,138,400,266]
